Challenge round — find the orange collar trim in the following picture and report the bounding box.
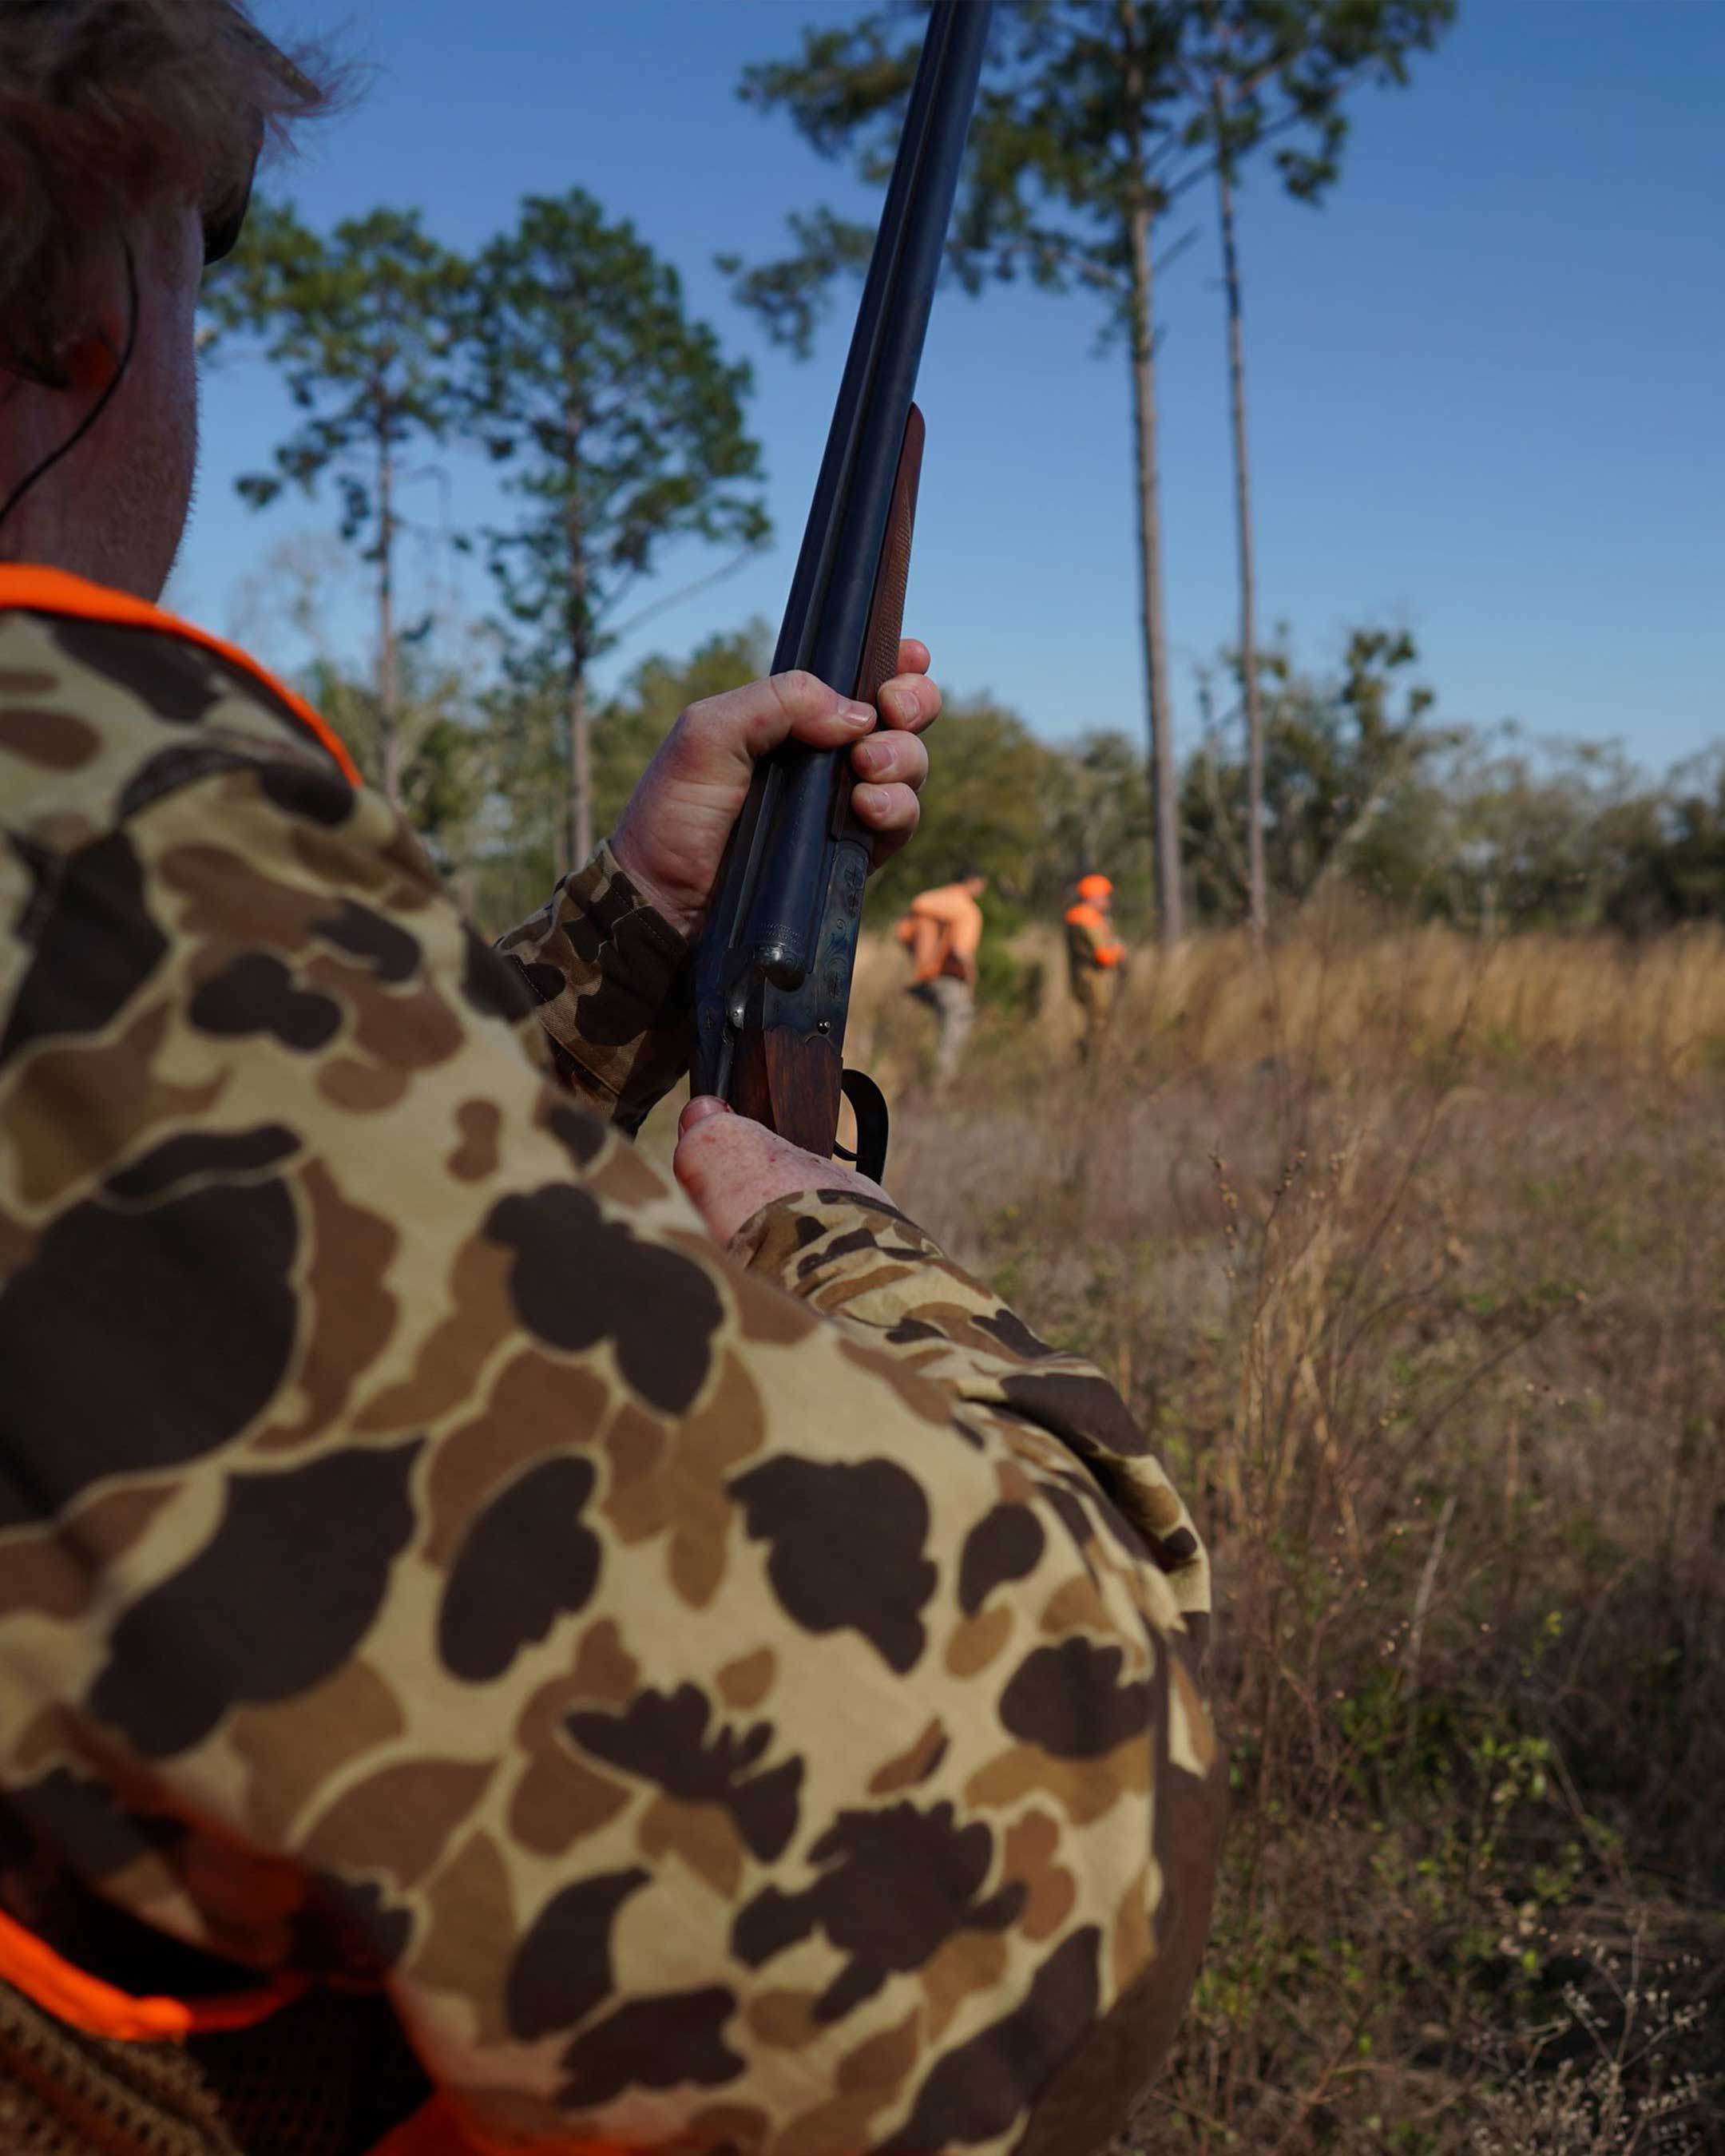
[0,565,361,789]
[0,1902,306,2043]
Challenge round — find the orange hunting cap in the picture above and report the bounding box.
[1076,874,1112,902]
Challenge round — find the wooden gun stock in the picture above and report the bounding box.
[855,405,925,738]
[728,1024,843,1155]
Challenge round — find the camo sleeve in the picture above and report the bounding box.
[0,612,1223,2156]
[735,1192,1213,1631]
[494,844,692,1135]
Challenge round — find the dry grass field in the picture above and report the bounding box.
[839,906,1725,2151]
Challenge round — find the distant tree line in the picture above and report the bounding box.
[256,537,1725,945]
[1173,628,1725,935]
[827,623,1725,941]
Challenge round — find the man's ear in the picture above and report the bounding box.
[53,319,127,397]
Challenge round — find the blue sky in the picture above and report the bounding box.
[177,1,1725,776]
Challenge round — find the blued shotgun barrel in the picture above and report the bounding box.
[692,0,992,1176]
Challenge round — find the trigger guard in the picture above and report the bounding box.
[839,1068,890,1183]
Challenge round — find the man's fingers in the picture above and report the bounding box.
[672,1104,736,1204]
[680,670,874,771]
[678,1095,732,1136]
[850,729,929,791]
[610,633,942,941]
[851,781,921,837]
[674,655,940,784]
[876,669,941,733]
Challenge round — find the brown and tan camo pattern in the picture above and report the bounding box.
[0,597,1224,2155]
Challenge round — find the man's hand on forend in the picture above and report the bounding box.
[609,640,941,940]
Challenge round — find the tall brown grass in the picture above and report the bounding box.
[850,907,1725,2153]
[850,902,1725,1084]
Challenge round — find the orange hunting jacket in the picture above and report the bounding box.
[1064,902,1124,978]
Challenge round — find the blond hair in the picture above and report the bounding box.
[0,0,335,382]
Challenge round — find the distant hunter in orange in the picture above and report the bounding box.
[1065,872,1126,1061]
[894,869,985,1083]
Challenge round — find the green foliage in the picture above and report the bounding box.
[450,188,770,866]
[1039,728,1156,925]
[974,887,1034,1011]
[201,202,465,549]
[1156,619,1725,934]
[268,564,1725,949]
[866,696,1063,918]
[1323,724,1725,935]
[732,2,1184,355]
[462,189,769,676]
[1180,0,1457,207]
[1184,624,1452,917]
[204,188,768,858]
[189,87,1709,953]
[592,620,775,838]
[1598,752,1725,931]
[294,640,493,879]
[731,1,1456,356]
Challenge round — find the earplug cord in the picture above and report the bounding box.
[0,240,140,538]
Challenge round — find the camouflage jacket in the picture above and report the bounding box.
[0,573,1223,2155]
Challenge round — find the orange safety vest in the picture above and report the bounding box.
[1065,902,1124,968]
[0,571,631,2156]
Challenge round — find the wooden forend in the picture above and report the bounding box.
[730,1027,844,1159]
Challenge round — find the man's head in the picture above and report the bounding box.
[958,866,988,899]
[1077,872,1112,910]
[0,2,331,597]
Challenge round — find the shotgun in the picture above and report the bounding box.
[692,0,993,1181]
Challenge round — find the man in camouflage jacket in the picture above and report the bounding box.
[0,6,1224,2153]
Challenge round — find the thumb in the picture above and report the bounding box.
[679,1095,732,1136]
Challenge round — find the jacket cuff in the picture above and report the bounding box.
[494,840,692,1133]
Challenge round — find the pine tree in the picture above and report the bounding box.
[460,191,769,870]
[1178,0,1455,937]
[728,0,1194,941]
[200,204,466,807]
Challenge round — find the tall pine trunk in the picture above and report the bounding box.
[564,399,593,870]
[376,425,403,807]
[1120,1,1183,945]
[565,662,592,870]
[1124,204,1184,945]
[1215,109,1266,941]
